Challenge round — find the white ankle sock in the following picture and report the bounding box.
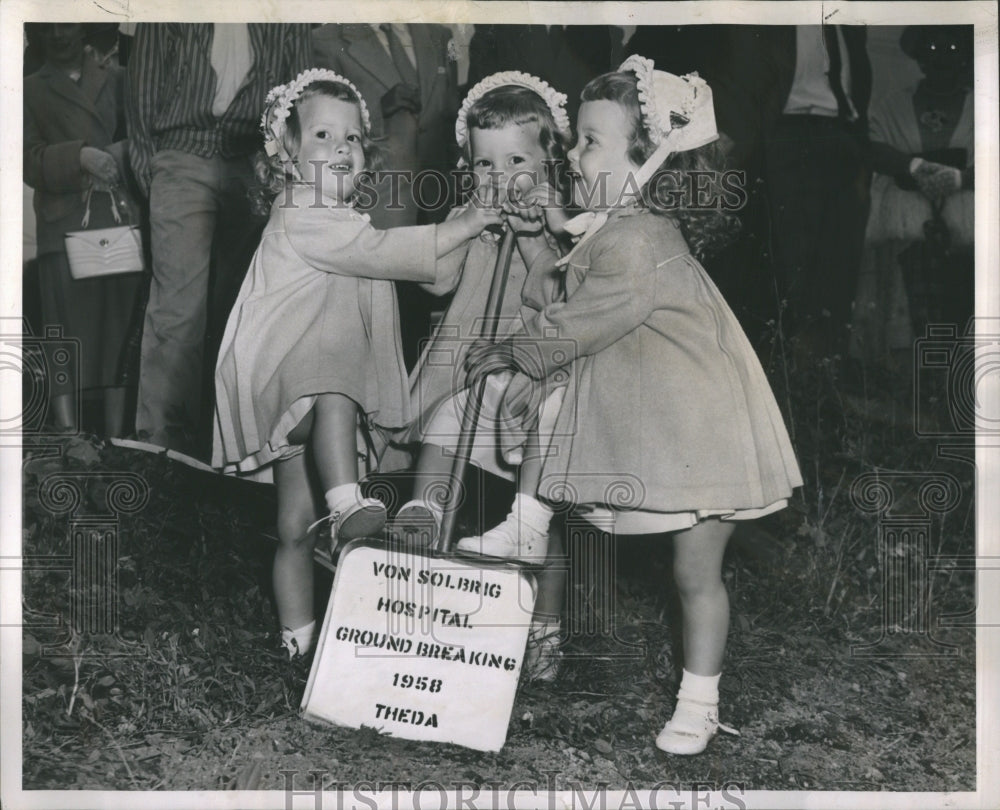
[281,620,316,658]
[677,669,721,705]
[325,483,363,515]
[511,493,554,535]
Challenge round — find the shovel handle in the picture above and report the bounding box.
[436,226,517,552]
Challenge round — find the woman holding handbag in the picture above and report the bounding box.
[23,23,142,436]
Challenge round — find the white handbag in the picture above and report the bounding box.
[64,187,144,280]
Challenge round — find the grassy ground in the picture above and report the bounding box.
[19,348,976,796]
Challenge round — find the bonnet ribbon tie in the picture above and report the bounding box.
[554,128,681,269]
[555,210,609,268]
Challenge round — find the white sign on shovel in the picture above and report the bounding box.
[301,540,536,752]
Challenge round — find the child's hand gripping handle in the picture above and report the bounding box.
[435,225,518,554]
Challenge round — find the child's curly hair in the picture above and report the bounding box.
[250,80,383,215]
[462,85,569,201]
[580,72,740,261]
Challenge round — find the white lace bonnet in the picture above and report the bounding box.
[554,58,720,268]
[260,68,372,170]
[617,55,719,186]
[454,70,572,153]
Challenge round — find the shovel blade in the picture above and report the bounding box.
[301,539,537,751]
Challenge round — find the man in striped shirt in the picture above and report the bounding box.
[127,23,310,456]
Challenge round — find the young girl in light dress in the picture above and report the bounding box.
[464,58,803,753]
[388,72,572,681]
[212,69,500,658]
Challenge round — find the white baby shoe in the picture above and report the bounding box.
[455,494,552,564]
[655,697,739,755]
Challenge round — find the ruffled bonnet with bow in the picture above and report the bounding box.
[618,54,719,187]
[558,57,720,265]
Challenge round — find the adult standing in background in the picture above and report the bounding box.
[24,23,140,436]
[851,25,974,374]
[311,23,459,226]
[127,23,310,457]
[311,22,459,367]
[713,25,872,359]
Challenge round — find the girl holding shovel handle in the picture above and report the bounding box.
[388,72,574,681]
[463,59,803,754]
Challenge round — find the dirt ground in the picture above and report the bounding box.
[18,425,977,801]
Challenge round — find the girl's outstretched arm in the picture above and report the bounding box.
[420,206,475,297]
[521,226,669,367]
[466,222,670,384]
[501,184,566,310]
[434,196,504,256]
[281,191,499,283]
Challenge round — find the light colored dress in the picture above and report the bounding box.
[392,214,560,479]
[213,185,440,476]
[508,207,803,533]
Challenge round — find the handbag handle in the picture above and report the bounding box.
[80,185,127,229]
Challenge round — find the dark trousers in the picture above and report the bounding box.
[762,115,870,354]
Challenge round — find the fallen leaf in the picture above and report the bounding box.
[65,439,101,466]
[23,633,41,657]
